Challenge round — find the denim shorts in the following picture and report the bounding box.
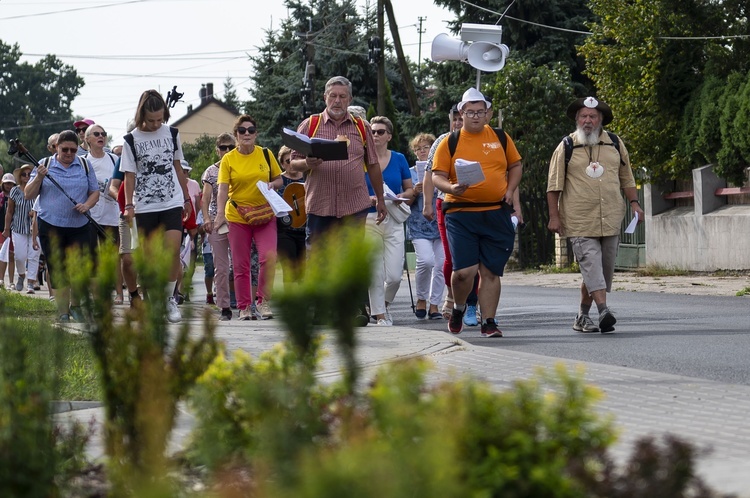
[445,208,515,276]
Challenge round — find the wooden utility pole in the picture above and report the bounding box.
[384,0,421,116]
[377,0,386,115]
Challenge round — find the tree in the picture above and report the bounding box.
[222,77,241,112]
[0,41,84,161]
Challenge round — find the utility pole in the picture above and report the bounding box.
[384,0,420,116]
[376,0,386,115]
[417,16,426,84]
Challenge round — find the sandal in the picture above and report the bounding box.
[441,296,454,320]
[113,295,124,305]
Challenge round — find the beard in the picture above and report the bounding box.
[575,125,603,146]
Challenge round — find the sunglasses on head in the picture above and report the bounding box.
[218,144,235,151]
[372,129,389,136]
[237,126,257,135]
[59,147,77,154]
[91,131,106,137]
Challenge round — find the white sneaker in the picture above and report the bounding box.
[373,318,391,326]
[384,304,393,326]
[166,296,182,323]
[257,300,273,319]
[26,284,35,294]
[239,305,253,320]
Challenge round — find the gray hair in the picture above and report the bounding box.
[347,105,367,120]
[324,76,352,99]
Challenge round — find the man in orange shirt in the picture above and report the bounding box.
[432,88,523,337]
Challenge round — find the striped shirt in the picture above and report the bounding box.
[31,155,99,228]
[9,186,33,235]
[292,111,378,218]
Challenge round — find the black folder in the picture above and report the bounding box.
[282,128,348,161]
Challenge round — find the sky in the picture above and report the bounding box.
[1,0,461,144]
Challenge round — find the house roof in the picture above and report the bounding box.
[171,97,240,127]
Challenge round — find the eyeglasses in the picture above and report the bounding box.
[59,147,77,154]
[218,144,235,151]
[76,128,88,133]
[462,110,487,119]
[237,126,257,135]
[372,129,389,136]
[91,131,107,137]
[414,145,431,152]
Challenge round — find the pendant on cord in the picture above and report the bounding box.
[586,161,604,178]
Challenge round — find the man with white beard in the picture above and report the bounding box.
[546,97,644,334]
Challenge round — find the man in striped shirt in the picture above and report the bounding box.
[289,76,387,246]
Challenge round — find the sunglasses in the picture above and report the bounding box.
[372,129,389,136]
[91,131,107,137]
[19,172,30,177]
[76,128,88,133]
[218,144,235,151]
[237,126,257,135]
[59,147,77,154]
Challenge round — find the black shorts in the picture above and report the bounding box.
[445,208,515,276]
[136,207,183,236]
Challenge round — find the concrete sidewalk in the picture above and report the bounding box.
[43,270,750,496]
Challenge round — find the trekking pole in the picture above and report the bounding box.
[403,226,416,315]
[7,139,111,241]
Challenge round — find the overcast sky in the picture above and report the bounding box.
[1,0,463,143]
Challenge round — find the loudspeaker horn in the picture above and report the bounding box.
[431,33,468,62]
[467,42,509,72]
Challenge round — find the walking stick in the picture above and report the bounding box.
[403,225,416,315]
[7,139,111,242]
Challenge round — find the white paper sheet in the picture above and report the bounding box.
[382,182,410,201]
[256,181,294,217]
[454,158,485,186]
[624,212,639,234]
[415,161,428,182]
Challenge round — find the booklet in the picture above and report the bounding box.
[256,181,294,217]
[415,161,428,182]
[281,128,348,161]
[454,158,485,186]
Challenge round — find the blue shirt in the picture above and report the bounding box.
[31,155,99,228]
[365,151,411,213]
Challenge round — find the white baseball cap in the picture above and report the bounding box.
[457,87,492,111]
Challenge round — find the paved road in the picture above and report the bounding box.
[393,284,750,385]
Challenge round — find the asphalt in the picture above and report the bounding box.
[35,268,750,497]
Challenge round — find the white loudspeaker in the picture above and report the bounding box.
[467,42,509,72]
[431,33,469,62]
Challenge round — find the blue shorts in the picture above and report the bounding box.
[445,208,515,276]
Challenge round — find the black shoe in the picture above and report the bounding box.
[415,308,427,319]
[220,308,232,321]
[599,308,616,333]
[448,307,465,335]
[480,318,503,338]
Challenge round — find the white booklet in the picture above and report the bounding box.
[256,181,294,217]
[454,158,485,186]
[415,161,428,182]
[624,211,639,234]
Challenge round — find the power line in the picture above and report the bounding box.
[0,0,151,21]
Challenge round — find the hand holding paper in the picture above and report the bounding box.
[454,158,485,186]
[256,181,294,216]
[624,211,639,234]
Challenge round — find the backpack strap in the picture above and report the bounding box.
[261,147,272,182]
[124,133,136,161]
[307,114,322,138]
[563,131,624,175]
[448,127,507,158]
[169,126,179,152]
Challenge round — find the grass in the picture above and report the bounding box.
[737,287,750,297]
[0,289,101,401]
[535,262,580,274]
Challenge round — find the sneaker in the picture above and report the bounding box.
[373,318,391,326]
[598,308,617,333]
[384,304,393,326]
[257,300,273,320]
[166,296,182,323]
[15,275,24,292]
[573,313,599,333]
[175,293,185,305]
[463,304,478,326]
[33,284,40,291]
[69,306,86,323]
[239,305,253,320]
[220,308,232,321]
[448,306,465,335]
[206,294,215,305]
[57,313,70,323]
[26,284,35,294]
[480,318,503,338]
